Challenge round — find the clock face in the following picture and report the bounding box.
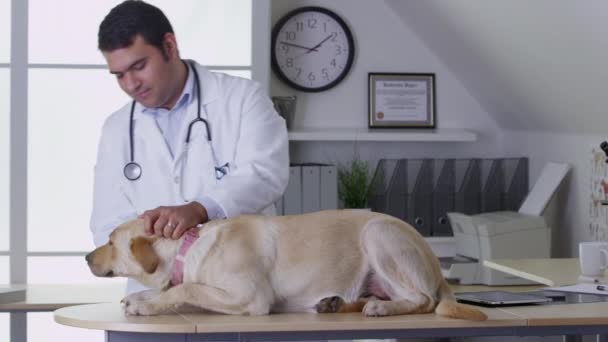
[271,7,355,92]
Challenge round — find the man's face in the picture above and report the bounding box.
[103,34,176,109]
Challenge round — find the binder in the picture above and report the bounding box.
[283,165,302,215]
[480,159,504,212]
[503,157,529,211]
[455,159,481,215]
[432,159,455,236]
[368,159,407,220]
[320,165,338,210]
[405,159,433,236]
[302,164,321,213]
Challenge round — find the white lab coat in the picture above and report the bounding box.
[90,62,289,278]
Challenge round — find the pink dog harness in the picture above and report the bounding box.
[170,228,200,286]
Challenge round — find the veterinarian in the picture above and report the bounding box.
[90,1,289,293]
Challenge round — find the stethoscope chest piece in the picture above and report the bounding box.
[214,162,230,180]
[124,161,142,181]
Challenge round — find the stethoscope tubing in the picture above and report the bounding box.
[123,61,227,182]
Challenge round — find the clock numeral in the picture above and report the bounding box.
[322,68,329,80]
[335,45,342,55]
[281,44,289,54]
[331,32,338,42]
[295,22,303,32]
[308,72,316,81]
[323,22,327,32]
[296,68,302,79]
[286,58,294,68]
[284,31,296,41]
[330,59,337,68]
[307,18,317,29]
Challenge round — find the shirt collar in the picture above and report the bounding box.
[140,61,195,115]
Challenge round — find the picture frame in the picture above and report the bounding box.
[368,73,436,128]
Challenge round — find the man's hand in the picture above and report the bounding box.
[139,202,208,239]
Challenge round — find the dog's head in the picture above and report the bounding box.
[86,219,160,279]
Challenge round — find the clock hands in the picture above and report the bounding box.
[305,34,333,54]
[279,41,318,52]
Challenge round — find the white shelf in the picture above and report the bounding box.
[288,127,477,142]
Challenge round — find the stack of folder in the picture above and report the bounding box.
[276,163,338,215]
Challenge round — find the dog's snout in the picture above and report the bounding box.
[85,252,92,263]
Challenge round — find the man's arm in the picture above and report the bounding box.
[203,81,290,218]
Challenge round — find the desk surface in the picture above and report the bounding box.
[0,284,124,311]
[10,259,608,336]
[483,258,608,286]
[0,283,536,312]
[54,302,522,334]
[54,300,608,334]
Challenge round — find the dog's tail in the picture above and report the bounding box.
[434,280,488,321]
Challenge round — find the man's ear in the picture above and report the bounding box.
[130,237,159,274]
[162,32,178,60]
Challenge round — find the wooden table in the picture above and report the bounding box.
[8,259,608,342]
[53,300,608,342]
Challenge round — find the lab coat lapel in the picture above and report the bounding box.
[173,62,219,166]
[133,111,173,166]
[173,98,200,167]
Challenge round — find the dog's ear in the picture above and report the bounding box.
[130,237,159,274]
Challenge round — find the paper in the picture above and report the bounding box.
[374,79,428,121]
[518,162,570,216]
[544,283,608,296]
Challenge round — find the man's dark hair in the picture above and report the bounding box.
[98,0,174,53]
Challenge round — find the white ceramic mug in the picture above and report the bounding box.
[579,241,608,276]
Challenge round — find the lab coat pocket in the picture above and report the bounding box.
[179,138,220,201]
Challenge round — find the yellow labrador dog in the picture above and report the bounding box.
[86,210,487,320]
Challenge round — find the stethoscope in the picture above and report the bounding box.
[123,61,229,182]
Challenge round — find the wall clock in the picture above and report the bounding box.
[271,7,355,92]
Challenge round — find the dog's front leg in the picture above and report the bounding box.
[123,283,269,316]
[121,289,162,307]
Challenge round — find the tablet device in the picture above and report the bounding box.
[455,291,552,307]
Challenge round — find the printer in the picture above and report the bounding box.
[441,162,570,285]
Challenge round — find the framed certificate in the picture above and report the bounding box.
[368,73,436,128]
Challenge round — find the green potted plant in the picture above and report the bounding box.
[338,158,371,209]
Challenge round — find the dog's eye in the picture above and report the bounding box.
[108,241,113,246]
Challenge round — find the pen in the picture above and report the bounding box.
[596,285,606,291]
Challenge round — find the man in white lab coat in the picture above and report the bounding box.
[90,1,289,293]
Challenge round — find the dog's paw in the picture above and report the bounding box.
[363,301,389,317]
[122,300,161,316]
[121,295,159,316]
[315,296,344,313]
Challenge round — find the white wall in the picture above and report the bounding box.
[386,0,608,135]
[504,130,605,257]
[270,0,504,169]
